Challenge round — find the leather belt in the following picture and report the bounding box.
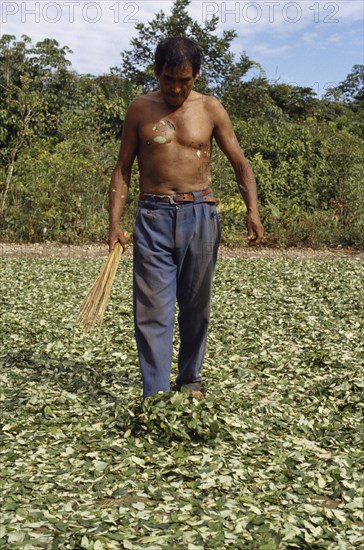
[139,186,218,204]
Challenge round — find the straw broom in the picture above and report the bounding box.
[77,242,125,331]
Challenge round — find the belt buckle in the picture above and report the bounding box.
[168,195,176,205]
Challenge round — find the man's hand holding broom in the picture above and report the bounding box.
[108,182,129,254]
[108,225,129,254]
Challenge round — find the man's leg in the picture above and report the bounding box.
[175,198,220,391]
[133,203,177,399]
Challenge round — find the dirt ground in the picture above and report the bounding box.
[1,242,363,260]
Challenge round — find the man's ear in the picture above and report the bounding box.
[194,71,200,81]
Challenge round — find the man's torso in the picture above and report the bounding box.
[135,91,215,194]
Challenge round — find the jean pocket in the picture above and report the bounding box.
[210,207,221,243]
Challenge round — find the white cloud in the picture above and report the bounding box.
[250,42,292,57]
[302,32,318,44]
[325,33,343,45]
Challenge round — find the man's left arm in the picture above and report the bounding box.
[210,97,264,246]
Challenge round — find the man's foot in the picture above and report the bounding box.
[190,390,204,400]
[180,387,204,400]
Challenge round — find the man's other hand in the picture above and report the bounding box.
[247,213,264,246]
[108,227,129,253]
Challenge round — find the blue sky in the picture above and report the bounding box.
[1,0,363,97]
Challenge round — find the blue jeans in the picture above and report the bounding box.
[133,189,221,399]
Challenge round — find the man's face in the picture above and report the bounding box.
[158,64,199,108]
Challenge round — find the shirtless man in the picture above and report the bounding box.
[108,37,264,400]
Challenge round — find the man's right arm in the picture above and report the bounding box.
[108,102,139,252]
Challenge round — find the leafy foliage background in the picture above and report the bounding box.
[1,256,363,548]
[0,0,363,247]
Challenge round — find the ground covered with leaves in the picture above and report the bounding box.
[1,256,363,549]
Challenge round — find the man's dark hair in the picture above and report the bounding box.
[154,37,201,77]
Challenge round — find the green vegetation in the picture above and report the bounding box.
[0,0,363,247]
[1,256,363,548]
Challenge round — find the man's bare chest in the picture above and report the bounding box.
[138,107,213,152]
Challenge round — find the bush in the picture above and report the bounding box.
[2,136,116,243]
[1,106,363,249]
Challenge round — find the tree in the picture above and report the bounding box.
[222,73,282,122]
[0,34,75,144]
[0,75,46,216]
[267,83,319,120]
[323,65,364,138]
[0,35,74,218]
[324,64,363,105]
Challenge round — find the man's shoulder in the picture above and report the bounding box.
[205,94,225,110]
[196,94,228,127]
[131,91,162,105]
[194,93,225,114]
[189,91,220,105]
[127,94,150,109]
[127,92,163,115]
